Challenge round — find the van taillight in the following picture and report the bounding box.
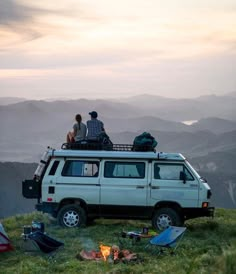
[207,190,212,199]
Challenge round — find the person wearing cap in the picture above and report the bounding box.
[86,111,105,140]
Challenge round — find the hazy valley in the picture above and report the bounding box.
[0,93,236,218]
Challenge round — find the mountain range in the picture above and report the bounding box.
[0,94,236,162]
[1,92,236,120]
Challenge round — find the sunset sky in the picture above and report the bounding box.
[0,0,236,99]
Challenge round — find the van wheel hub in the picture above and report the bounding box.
[157,214,172,228]
[58,205,87,228]
[152,208,182,230]
[63,210,79,227]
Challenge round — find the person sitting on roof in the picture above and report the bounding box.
[86,111,105,141]
[66,114,87,143]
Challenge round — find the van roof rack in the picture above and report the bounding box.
[61,142,156,152]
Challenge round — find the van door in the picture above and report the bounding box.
[99,160,149,218]
[149,162,199,207]
[55,159,100,214]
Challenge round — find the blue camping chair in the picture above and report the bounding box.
[146,226,186,255]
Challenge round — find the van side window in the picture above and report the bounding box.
[154,163,194,181]
[104,162,145,178]
[48,160,60,176]
[62,160,99,177]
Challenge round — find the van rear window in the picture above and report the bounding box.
[104,161,145,178]
[48,160,60,175]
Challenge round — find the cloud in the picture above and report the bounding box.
[0,0,235,100]
[0,0,48,44]
[0,0,32,25]
[0,0,52,28]
[0,0,102,48]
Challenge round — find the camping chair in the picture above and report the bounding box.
[145,226,186,255]
[25,231,64,254]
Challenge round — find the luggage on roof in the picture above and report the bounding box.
[133,132,158,151]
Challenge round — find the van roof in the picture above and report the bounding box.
[48,148,186,161]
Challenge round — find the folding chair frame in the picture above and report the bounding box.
[145,226,186,255]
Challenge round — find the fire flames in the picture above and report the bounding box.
[100,245,111,261]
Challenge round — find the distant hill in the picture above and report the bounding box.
[0,99,188,162]
[224,91,236,97]
[191,117,236,134]
[0,128,236,163]
[110,130,236,158]
[0,162,37,218]
[1,93,236,124]
[118,93,236,121]
[0,95,236,137]
[105,116,190,133]
[0,97,26,105]
[1,97,236,162]
[190,150,236,209]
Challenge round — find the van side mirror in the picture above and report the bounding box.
[179,171,186,184]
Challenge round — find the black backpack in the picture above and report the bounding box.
[97,132,113,146]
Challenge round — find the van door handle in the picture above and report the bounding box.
[151,186,160,189]
[136,186,145,189]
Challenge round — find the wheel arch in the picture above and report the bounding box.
[56,198,88,216]
[153,201,183,219]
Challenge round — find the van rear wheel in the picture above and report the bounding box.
[152,208,182,230]
[57,205,87,228]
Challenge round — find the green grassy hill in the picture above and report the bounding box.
[1,208,236,274]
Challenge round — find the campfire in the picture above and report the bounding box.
[77,244,138,263]
[100,244,111,261]
[100,244,121,261]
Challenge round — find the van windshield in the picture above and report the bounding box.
[185,160,201,179]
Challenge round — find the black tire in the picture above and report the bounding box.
[152,207,182,230]
[57,204,87,228]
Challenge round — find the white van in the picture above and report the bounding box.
[22,144,214,230]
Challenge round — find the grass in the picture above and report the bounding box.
[0,208,236,274]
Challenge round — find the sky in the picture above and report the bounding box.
[0,0,236,100]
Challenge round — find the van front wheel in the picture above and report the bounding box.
[57,205,87,228]
[152,208,182,230]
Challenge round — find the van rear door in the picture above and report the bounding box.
[54,159,100,214]
[149,162,199,207]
